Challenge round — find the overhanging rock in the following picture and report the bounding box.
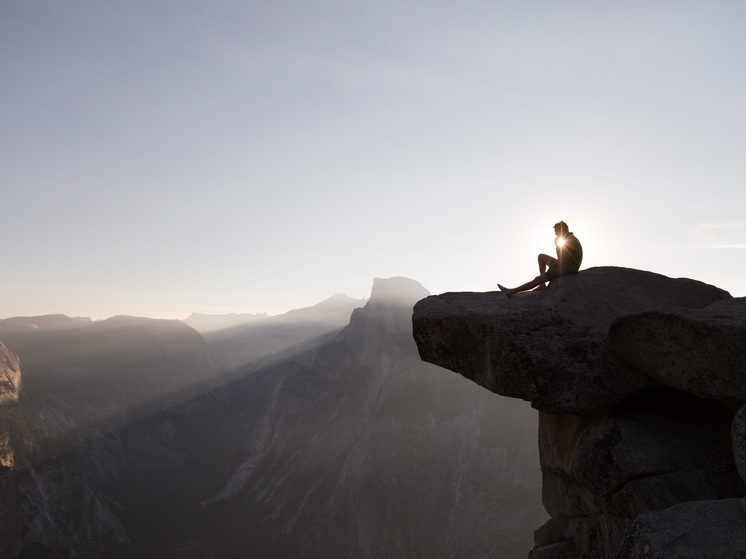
[412,266,731,416]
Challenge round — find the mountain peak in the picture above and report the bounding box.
[314,293,366,308]
[369,277,430,306]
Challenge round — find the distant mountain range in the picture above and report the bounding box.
[183,312,269,333]
[0,314,215,428]
[0,278,544,558]
[0,314,93,334]
[197,293,366,372]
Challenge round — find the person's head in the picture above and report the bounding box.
[554,221,569,237]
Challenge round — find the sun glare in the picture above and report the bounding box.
[556,236,566,248]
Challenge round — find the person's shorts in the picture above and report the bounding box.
[546,264,578,281]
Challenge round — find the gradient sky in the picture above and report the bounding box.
[2,0,745,319]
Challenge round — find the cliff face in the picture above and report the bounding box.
[0,352,127,558]
[200,277,545,558]
[412,267,746,559]
[0,342,21,405]
[0,316,216,558]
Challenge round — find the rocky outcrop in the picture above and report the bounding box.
[412,267,731,416]
[0,342,18,473]
[412,267,746,558]
[0,342,21,405]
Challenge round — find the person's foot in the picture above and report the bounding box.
[497,284,513,298]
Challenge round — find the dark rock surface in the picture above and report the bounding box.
[412,266,746,558]
[615,498,746,559]
[734,405,746,484]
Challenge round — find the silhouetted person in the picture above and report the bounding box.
[498,221,583,298]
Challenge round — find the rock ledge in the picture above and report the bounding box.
[412,267,746,558]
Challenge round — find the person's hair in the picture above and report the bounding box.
[554,221,569,235]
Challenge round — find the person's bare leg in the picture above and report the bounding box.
[498,254,555,298]
[499,273,549,297]
[538,253,554,274]
[536,254,554,290]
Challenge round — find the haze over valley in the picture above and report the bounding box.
[0,277,545,558]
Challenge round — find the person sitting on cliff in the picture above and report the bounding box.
[498,221,583,298]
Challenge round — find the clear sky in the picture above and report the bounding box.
[2,0,745,319]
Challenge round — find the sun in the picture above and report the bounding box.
[556,236,567,248]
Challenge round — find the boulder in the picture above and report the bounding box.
[412,267,730,415]
[608,298,746,403]
[0,342,21,405]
